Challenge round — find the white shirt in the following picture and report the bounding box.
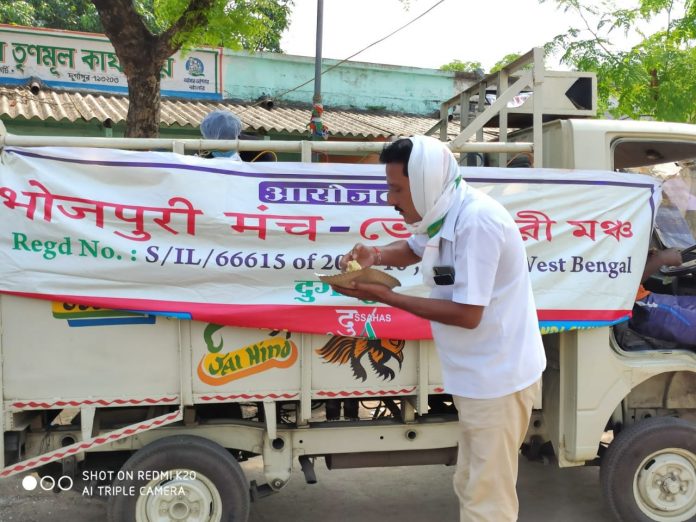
[408,186,546,399]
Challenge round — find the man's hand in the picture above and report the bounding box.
[658,248,684,267]
[333,281,484,329]
[339,243,377,272]
[642,247,684,281]
[331,281,393,303]
[338,240,421,272]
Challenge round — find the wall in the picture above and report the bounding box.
[223,50,470,116]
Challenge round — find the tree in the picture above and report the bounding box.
[541,0,696,123]
[440,53,524,76]
[439,59,483,73]
[90,0,293,137]
[0,1,102,33]
[490,52,522,74]
[237,1,290,53]
[0,1,291,53]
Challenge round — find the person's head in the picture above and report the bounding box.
[380,138,422,224]
[381,136,461,225]
[200,110,243,140]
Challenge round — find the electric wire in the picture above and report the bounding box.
[233,0,447,117]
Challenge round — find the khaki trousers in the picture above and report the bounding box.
[452,380,540,522]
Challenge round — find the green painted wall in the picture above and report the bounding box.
[223,50,463,116]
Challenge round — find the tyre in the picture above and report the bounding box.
[600,416,696,521]
[107,435,249,522]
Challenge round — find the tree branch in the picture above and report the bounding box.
[92,0,156,67]
[157,0,216,58]
[573,3,621,66]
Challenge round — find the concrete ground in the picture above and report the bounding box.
[0,455,614,522]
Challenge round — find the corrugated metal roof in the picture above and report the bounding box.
[0,85,478,140]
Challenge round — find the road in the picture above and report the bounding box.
[0,455,614,521]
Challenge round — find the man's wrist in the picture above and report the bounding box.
[372,246,382,265]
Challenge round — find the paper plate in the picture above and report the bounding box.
[316,268,401,289]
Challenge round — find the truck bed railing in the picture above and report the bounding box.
[430,47,596,168]
[0,130,532,161]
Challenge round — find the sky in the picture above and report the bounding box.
[279,0,662,71]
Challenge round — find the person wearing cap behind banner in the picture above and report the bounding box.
[199,109,276,162]
[333,136,546,522]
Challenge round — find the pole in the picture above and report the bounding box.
[309,0,328,142]
[313,0,324,105]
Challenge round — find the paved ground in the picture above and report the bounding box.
[0,455,614,521]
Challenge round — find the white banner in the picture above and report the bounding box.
[0,25,221,99]
[0,147,659,339]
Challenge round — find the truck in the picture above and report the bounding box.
[0,48,695,522]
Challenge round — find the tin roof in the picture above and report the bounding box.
[0,84,474,140]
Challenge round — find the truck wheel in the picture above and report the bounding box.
[107,435,249,522]
[600,417,696,521]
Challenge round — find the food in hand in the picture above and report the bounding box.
[346,260,362,272]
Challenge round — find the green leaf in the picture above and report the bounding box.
[540,0,696,122]
[439,59,483,73]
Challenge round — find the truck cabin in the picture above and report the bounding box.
[501,119,696,352]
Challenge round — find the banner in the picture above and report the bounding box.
[0,25,221,99]
[0,147,659,339]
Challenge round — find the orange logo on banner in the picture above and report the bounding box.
[197,324,298,385]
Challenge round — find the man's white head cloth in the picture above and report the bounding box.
[404,136,465,286]
[406,135,463,233]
